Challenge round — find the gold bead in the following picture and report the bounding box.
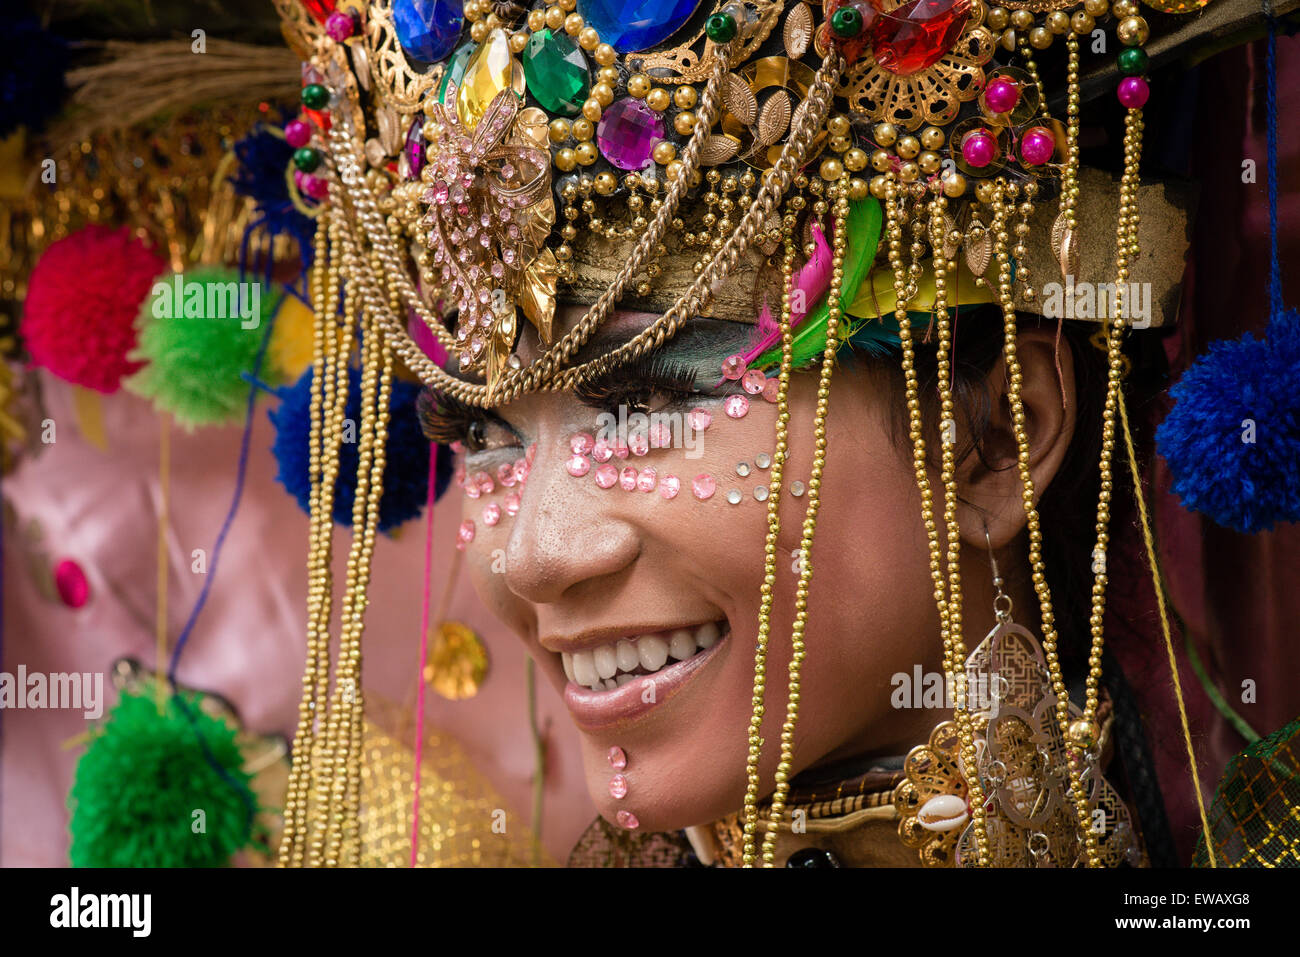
[1117,15,1149,45]
[1001,27,1017,51]
[469,20,489,41]
[594,43,617,66]
[819,158,844,181]
[571,117,594,141]
[1029,26,1052,49]
[1071,11,1095,33]
[895,135,921,159]
[554,147,577,171]
[920,126,946,150]
[870,149,893,172]
[848,177,870,200]
[645,88,671,111]
[1010,8,1034,28]
[545,6,565,30]
[673,85,698,109]
[592,81,615,106]
[527,8,546,31]
[574,141,598,165]
[898,161,920,183]
[874,122,898,147]
[626,73,651,98]
[665,159,683,180]
[578,26,600,50]
[1047,10,1070,33]
[548,118,571,143]
[1112,0,1138,15]
[869,174,889,198]
[558,0,577,10]
[827,114,852,138]
[674,110,697,136]
[597,65,619,85]
[509,31,529,53]
[975,180,997,204]
[918,151,941,174]
[653,140,677,164]
[987,5,1009,29]
[1067,719,1099,750]
[564,12,585,34]
[582,98,602,122]
[843,147,868,172]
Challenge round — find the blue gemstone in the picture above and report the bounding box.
[578,0,701,53]
[394,0,464,64]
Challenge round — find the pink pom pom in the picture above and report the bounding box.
[21,226,166,393]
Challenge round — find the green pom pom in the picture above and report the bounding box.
[127,266,279,428]
[68,692,258,868]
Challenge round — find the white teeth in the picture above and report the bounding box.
[615,674,635,687]
[593,644,618,680]
[695,621,720,649]
[572,650,598,688]
[615,639,640,673]
[668,629,696,662]
[562,653,576,684]
[637,634,669,672]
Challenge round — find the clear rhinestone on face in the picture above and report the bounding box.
[790,480,806,497]
[754,485,769,502]
[726,489,742,505]
[736,462,750,477]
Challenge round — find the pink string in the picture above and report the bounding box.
[410,442,438,867]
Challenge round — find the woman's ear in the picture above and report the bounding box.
[956,325,1076,549]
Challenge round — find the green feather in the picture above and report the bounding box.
[756,196,883,370]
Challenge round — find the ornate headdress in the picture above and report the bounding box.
[271,0,1250,868]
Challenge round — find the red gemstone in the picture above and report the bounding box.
[300,0,338,24]
[872,0,971,77]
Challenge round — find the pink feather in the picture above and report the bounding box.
[738,224,833,367]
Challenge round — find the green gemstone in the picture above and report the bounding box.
[301,83,329,110]
[293,147,322,172]
[522,28,589,117]
[439,41,477,105]
[831,6,864,37]
[705,12,738,43]
[1117,46,1149,77]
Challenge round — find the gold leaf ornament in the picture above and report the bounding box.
[784,2,814,58]
[722,72,758,125]
[518,248,558,347]
[756,88,792,147]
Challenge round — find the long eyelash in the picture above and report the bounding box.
[574,353,700,413]
[417,387,494,445]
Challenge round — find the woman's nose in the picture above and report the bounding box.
[501,447,640,605]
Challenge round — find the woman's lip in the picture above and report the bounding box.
[562,636,726,732]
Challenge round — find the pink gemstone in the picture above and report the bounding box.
[570,432,595,455]
[619,466,638,491]
[482,503,501,526]
[984,77,1020,114]
[649,423,673,449]
[594,464,619,488]
[628,431,650,456]
[463,481,481,500]
[609,774,629,799]
[504,492,522,515]
[54,559,90,609]
[741,369,767,395]
[763,378,781,403]
[325,10,356,41]
[474,471,494,495]
[720,354,746,380]
[514,458,530,484]
[613,442,630,460]
[615,810,640,830]
[608,746,627,769]
[497,461,517,487]
[636,467,657,492]
[688,407,712,431]
[962,130,997,169]
[692,474,716,500]
[591,438,612,463]
[285,119,312,148]
[1019,127,1055,166]
[566,454,591,477]
[871,0,972,77]
[456,520,476,550]
[1117,76,1149,109]
[660,475,681,500]
[725,395,750,419]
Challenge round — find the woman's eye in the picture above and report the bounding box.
[465,416,520,454]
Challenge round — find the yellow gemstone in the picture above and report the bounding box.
[457,28,518,131]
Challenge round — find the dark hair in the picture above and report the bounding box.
[845,303,1179,865]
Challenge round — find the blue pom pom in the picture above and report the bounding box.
[229,118,317,268]
[0,18,68,138]
[1156,309,1300,533]
[269,369,452,533]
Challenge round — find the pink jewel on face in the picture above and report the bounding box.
[591,438,614,463]
[628,431,650,456]
[608,746,627,770]
[463,481,481,500]
[473,471,495,495]
[482,503,501,526]
[609,774,629,799]
[720,354,746,380]
[763,378,781,403]
[692,474,716,500]
[513,458,530,484]
[570,432,595,455]
[688,407,712,432]
[613,442,630,460]
[526,442,538,465]
[636,467,657,492]
[649,423,672,449]
[619,466,638,491]
[594,464,619,489]
[497,462,517,487]
[615,810,640,830]
[504,492,521,515]
[456,520,476,550]
[725,394,750,419]
[741,369,767,395]
[566,454,591,477]
[660,475,681,500]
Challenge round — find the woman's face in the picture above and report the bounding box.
[438,309,948,833]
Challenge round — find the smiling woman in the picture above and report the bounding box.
[269,0,1293,869]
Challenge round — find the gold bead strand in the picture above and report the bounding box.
[758,174,850,866]
[1061,33,1082,237]
[741,213,798,867]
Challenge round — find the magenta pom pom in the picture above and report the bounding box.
[21,225,167,393]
